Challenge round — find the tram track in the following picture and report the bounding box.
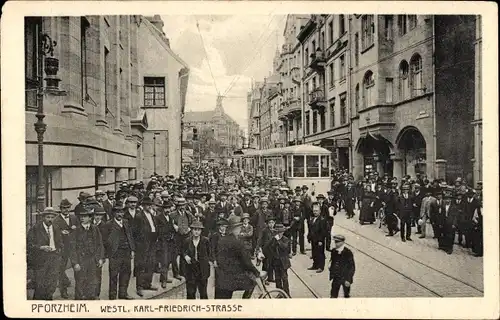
[335,223,484,297]
[289,265,321,298]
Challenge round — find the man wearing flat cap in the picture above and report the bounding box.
[328,235,355,298]
[27,207,64,300]
[52,198,78,299]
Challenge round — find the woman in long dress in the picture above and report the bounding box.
[359,184,376,225]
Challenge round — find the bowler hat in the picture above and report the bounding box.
[190,220,204,229]
[94,206,106,215]
[112,205,124,213]
[316,193,325,199]
[294,186,301,191]
[217,218,229,226]
[208,199,217,205]
[141,197,154,205]
[60,199,72,208]
[327,189,335,195]
[301,185,309,190]
[266,215,276,222]
[106,190,115,194]
[75,206,93,216]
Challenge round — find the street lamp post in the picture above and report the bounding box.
[35,33,61,213]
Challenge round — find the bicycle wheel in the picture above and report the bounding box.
[260,288,290,299]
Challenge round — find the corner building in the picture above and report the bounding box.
[25,16,189,226]
[291,14,477,183]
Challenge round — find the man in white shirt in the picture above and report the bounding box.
[27,207,63,300]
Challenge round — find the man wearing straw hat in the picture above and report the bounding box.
[214,215,266,299]
[27,207,64,300]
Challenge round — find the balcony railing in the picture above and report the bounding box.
[308,88,326,110]
[309,49,326,70]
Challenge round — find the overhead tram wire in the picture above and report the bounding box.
[220,12,279,97]
[222,15,287,97]
[195,18,220,96]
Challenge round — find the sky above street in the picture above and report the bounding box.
[162,14,286,133]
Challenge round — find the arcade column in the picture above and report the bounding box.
[373,155,385,176]
[391,153,403,181]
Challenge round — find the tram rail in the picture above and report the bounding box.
[336,223,484,297]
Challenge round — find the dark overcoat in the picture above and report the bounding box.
[215,234,260,291]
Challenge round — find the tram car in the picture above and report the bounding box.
[239,145,333,195]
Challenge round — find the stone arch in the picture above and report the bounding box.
[395,126,427,177]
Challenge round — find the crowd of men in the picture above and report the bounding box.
[27,163,482,300]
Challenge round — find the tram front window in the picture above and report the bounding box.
[306,155,319,177]
[320,155,329,177]
[293,155,304,177]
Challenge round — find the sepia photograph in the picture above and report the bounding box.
[2,1,499,318]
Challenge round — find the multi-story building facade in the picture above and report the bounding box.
[259,74,281,149]
[247,81,263,149]
[138,15,189,178]
[277,15,309,147]
[472,15,482,186]
[24,16,189,226]
[292,14,477,183]
[182,95,242,159]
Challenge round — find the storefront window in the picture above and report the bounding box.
[293,155,305,177]
[320,155,330,177]
[287,156,292,177]
[307,155,319,177]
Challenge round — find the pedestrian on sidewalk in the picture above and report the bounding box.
[52,199,78,299]
[70,206,105,300]
[155,201,181,288]
[183,221,211,299]
[27,207,64,300]
[93,206,107,298]
[397,184,414,242]
[134,197,159,297]
[102,206,135,300]
[307,202,328,273]
[328,235,355,298]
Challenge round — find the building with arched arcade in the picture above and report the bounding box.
[292,14,478,185]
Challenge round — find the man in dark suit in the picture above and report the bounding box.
[52,199,78,299]
[462,189,481,249]
[214,215,265,299]
[133,197,158,296]
[93,206,108,298]
[290,197,306,255]
[69,206,105,300]
[436,191,459,254]
[103,190,115,221]
[412,184,425,233]
[344,182,356,219]
[27,207,64,300]
[328,235,355,298]
[102,206,135,300]
[154,201,181,288]
[73,192,91,217]
[215,191,232,217]
[307,202,329,273]
[183,221,211,299]
[397,184,414,242]
[240,191,253,214]
[263,224,291,297]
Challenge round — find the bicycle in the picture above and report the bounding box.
[254,271,290,299]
